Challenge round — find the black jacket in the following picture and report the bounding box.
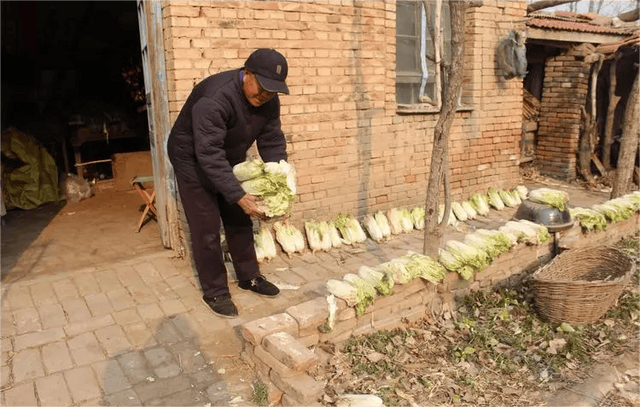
[168,69,287,204]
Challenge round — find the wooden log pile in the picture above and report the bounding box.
[523,89,540,121]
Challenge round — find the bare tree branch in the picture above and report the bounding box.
[527,0,578,13]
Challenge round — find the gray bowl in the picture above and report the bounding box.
[514,199,574,232]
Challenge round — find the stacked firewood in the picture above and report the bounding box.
[523,89,540,121]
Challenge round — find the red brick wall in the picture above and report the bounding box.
[161,1,526,224]
[536,46,590,179]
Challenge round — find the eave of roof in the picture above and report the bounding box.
[525,11,638,44]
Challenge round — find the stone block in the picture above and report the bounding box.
[286,297,330,336]
[245,346,271,377]
[3,381,38,406]
[269,371,324,405]
[262,332,318,372]
[319,328,353,345]
[254,345,298,378]
[392,277,428,297]
[282,394,322,407]
[337,306,356,321]
[404,304,427,323]
[396,292,425,311]
[64,366,102,403]
[42,341,74,373]
[373,316,407,333]
[13,348,45,383]
[369,303,395,322]
[241,313,298,346]
[257,371,284,406]
[132,376,191,403]
[371,292,399,309]
[298,332,320,348]
[14,327,65,352]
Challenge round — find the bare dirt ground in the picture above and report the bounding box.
[313,235,640,407]
[1,183,165,283]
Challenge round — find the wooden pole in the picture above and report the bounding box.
[527,0,579,13]
[612,71,639,198]
[603,55,621,170]
[434,0,442,110]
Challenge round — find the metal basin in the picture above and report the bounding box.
[514,199,574,232]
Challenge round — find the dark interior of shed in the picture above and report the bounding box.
[524,39,637,170]
[1,1,148,182]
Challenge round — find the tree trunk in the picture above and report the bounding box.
[527,0,578,13]
[579,106,596,186]
[578,56,603,185]
[611,71,639,198]
[603,56,621,170]
[618,7,640,22]
[423,1,466,257]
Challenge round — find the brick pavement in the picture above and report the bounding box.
[1,211,474,407]
[0,181,612,406]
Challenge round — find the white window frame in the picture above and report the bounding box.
[396,0,467,114]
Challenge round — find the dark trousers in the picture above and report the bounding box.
[174,169,259,299]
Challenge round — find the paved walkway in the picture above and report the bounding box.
[0,181,615,406]
[1,228,452,406]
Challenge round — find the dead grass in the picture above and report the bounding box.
[313,235,640,406]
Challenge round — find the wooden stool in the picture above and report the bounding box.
[131,175,156,232]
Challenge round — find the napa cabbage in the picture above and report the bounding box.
[254,226,277,262]
[452,202,468,222]
[335,214,367,244]
[358,265,394,296]
[232,159,264,182]
[488,187,505,210]
[363,214,384,242]
[411,207,426,230]
[326,279,358,306]
[374,211,392,238]
[462,201,478,220]
[570,207,607,232]
[469,193,491,216]
[528,188,569,211]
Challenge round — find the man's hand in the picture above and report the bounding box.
[237,194,266,220]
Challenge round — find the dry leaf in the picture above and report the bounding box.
[546,338,567,354]
[365,351,385,363]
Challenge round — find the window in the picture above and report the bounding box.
[396,1,452,111]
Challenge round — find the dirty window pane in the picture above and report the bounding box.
[396,1,453,108]
[396,1,422,105]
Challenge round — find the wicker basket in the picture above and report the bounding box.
[531,245,635,324]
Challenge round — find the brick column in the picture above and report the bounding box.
[536,45,591,179]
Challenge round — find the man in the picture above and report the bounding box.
[167,48,289,318]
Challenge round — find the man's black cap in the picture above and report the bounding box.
[244,48,289,94]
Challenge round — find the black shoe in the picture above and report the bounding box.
[238,275,280,297]
[202,295,238,318]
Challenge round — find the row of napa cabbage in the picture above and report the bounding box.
[322,217,552,320]
[320,191,640,318]
[254,185,534,261]
[326,220,550,318]
[325,252,447,317]
[569,191,639,232]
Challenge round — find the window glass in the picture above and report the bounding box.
[396,1,457,108]
[396,1,422,105]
